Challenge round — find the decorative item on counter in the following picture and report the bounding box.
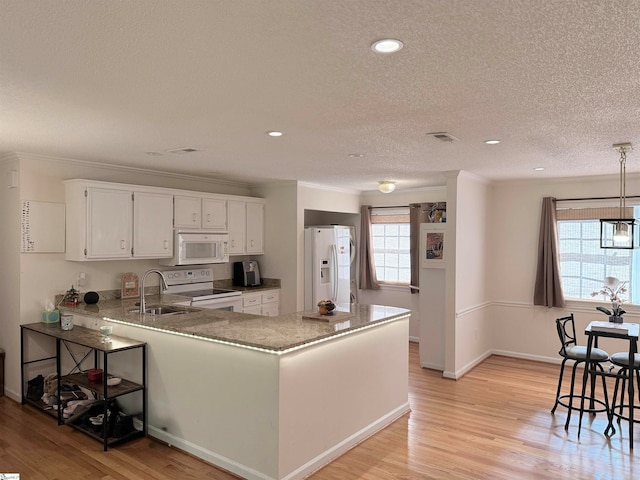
[591,277,627,323]
[63,285,80,306]
[121,272,140,299]
[41,299,60,323]
[317,300,336,316]
[83,291,99,305]
[61,314,74,331]
[99,325,113,343]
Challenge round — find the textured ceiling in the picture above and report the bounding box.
[2,0,640,192]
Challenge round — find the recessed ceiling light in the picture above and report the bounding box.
[267,131,283,137]
[371,39,403,54]
[484,139,500,145]
[533,167,545,171]
[145,151,163,156]
[348,153,364,158]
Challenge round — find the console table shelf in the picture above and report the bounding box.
[20,322,146,451]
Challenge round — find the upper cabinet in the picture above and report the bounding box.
[174,195,227,231]
[133,192,174,258]
[228,199,265,255]
[64,180,263,261]
[65,181,173,261]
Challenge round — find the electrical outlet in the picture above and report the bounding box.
[77,271,87,287]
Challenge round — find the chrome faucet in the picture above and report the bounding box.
[139,269,168,314]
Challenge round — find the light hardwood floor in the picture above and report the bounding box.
[0,343,634,479]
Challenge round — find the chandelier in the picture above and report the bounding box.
[600,143,635,249]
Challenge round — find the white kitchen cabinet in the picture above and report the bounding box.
[65,180,262,260]
[133,191,174,258]
[261,289,280,316]
[227,200,247,255]
[174,195,227,231]
[85,187,132,259]
[241,289,279,316]
[246,202,264,254]
[65,180,173,261]
[174,195,202,229]
[202,198,227,230]
[228,199,265,255]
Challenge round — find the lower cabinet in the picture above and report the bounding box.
[20,322,146,451]
[241,289,280,316]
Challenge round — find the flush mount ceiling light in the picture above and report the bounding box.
[348,153,364,158]
[378,181,396,193]
[371,38,403,54]
[267,131,283,137]
[484,139,500,145]
[600,142,635,249]
[533,167,545,171]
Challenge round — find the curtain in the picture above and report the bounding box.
[533,197,566,307]
[359,205,380,290]
[409,203,432,293]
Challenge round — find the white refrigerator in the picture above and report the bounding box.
[304,226,352,309]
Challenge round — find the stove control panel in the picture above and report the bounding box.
[163,268,213,286]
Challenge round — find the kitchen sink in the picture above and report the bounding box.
[128,305,196,316]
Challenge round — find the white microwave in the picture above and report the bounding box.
[159,231,229,266]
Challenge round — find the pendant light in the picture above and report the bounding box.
[600,143,635,249]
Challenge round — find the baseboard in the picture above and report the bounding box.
[282,402,411,480]
[148,401,411,480]
[148,426,275,480]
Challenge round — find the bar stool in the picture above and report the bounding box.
[551,314,610,429]
[605,352,640,437]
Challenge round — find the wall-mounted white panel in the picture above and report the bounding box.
[21,200,65,253]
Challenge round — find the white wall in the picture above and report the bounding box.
[360,186,447,341]
[448,172,491,377]
[487,173,640,363]
[251,182,299,314]
[0,154,22,400]
[1,153,253,400]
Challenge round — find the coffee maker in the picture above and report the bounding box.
[233,260,261,287]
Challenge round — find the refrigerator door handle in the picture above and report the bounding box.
[331,244,338,301]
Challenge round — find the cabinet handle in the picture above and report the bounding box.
[250,240,254,247]
[164,240,169,250]
[207,213,211,223]
[192,213,197,222]
[120,240,126,250]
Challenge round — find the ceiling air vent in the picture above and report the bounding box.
[427,132,459,143]
[167,147,199,154]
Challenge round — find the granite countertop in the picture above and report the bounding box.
[58,295,410,354]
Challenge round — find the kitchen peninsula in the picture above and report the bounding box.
[59,298,411,480]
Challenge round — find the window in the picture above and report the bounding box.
[557,203,640,304]
[370,207,410,284]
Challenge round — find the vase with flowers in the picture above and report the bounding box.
[591,276,627,323]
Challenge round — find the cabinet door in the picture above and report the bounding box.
[202,198,227,230]
[244,305,263,315]
[227,200,246,255]
[174,195,201,228]
[261,302,279,317]
[86,188,132,258]
[246,202,264,254]
[133,191,174,258]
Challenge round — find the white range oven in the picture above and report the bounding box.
[162,268,242,312]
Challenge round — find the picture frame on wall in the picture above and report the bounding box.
[420,223,446,268]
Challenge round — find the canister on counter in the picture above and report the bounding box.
[61,314,74,331]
